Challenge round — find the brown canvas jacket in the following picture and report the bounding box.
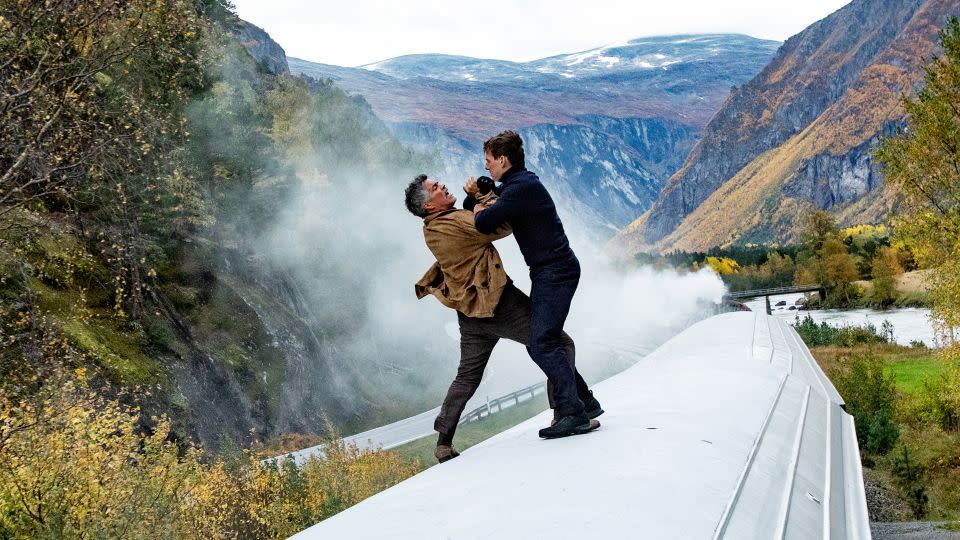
[415,203,512,318]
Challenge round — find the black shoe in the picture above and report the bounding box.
[583,393,604,419]
[539,414,597,439]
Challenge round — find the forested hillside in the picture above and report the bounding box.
[0,0,447,451]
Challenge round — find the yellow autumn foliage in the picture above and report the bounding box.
[0,373,421,539]
[841,223,889,239]
[704,256,741,275]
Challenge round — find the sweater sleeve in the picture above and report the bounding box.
[474,183,522,234]
[463,194,479,211]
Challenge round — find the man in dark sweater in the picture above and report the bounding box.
[469,130,600,438]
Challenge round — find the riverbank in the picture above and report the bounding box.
[808,269,933,310]
[747,294,938,347]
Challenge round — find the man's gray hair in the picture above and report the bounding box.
[404,174,430,217]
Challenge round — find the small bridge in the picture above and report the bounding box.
[724,285,825,315]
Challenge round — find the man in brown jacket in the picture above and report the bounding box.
[404,174,602,463]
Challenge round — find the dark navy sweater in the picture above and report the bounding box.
[472,168,576,272]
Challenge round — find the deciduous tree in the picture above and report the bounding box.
[870,246,903,307]
[876,16,960,337]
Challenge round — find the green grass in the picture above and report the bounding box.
[58,317,161,384]
[884,357,956,394]
[392,394,551,468]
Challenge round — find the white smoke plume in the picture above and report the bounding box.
[259,158,726,423]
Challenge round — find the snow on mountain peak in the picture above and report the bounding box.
[344,34,779,83]
[597,55,620,66]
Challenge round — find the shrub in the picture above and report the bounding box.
[794,314,839,346]
[143,316,177,352]
[895,291,932,308]
[892,446,929,518]
[838,321,887,346]
[0,371,421,539]
[793,315,889,347]
[831,352,900,455]
[881,320,896,343]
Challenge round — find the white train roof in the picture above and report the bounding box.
[291,311,870,539]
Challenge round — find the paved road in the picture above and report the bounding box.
[277,341,647,464]
[281,407,441,464]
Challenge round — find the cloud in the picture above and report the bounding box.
[232,0,849,66]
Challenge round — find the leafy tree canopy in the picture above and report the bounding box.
[876,16,960,336]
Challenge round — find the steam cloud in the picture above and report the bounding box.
[258,156,726,422]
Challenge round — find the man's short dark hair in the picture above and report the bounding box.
[483,130,525,170]
[404,174,430,217]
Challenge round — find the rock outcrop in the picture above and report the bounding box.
[234,19,290,75]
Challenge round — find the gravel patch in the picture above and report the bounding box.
[872,522,960,540]
[865,473,913,521]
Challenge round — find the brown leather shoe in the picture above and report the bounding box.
[434,444,460,463]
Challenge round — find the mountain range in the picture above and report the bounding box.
[612,0,958,253]
[289,35,780,235]
[249,0,959,252]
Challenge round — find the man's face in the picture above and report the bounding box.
[484,150,509,181]
[422,178,456,213]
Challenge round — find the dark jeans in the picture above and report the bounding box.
[529,257,584,417]
[434,283,591,440]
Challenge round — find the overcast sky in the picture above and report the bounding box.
[230,0,851,67]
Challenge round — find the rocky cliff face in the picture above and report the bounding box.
[393,116,696,235]
[613,0,957,253]
[783,121,900,209]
